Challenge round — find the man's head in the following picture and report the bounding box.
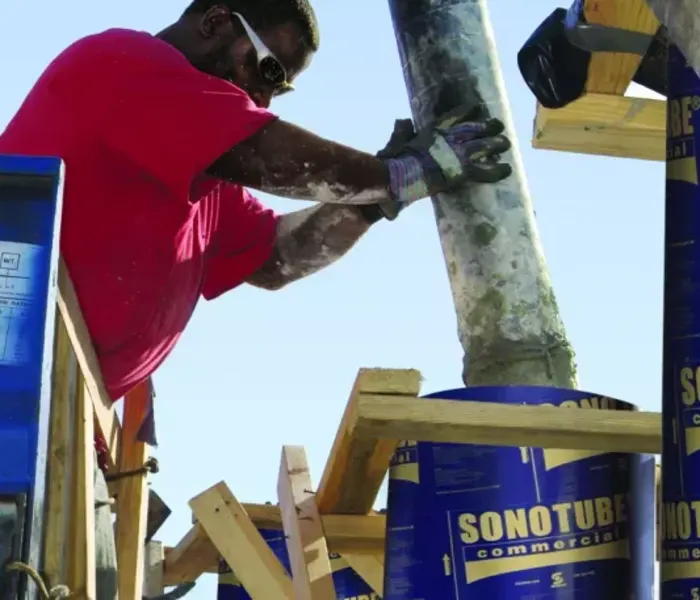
[175,0,319,107]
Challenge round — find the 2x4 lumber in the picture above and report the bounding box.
[164,511,386,584]
[583,0,660,94]
[66,377,97,600]
[341,555,384,596]
[245,500,386,592]
[57,260,120,469]
[316,368,422,515]
[115,382,151,600]
[354,394,661,454]
[162,523,220,586]
[44,316,77,588]
[278,446,336,600]
[533,94,665,161]
[190,482,294,599]
[242,505,386,555]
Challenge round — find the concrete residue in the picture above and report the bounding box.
[645,0,700,75]
[275,204,369,282]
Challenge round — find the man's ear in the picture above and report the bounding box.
[200,5,233,38]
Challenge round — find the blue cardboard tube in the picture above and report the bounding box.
[384,386,654,600]
[661,43,700,598]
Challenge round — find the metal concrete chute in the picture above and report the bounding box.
[386,0,577,390]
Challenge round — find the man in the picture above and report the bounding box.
[0,0,511,595]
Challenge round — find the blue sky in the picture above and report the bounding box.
[0,0,663,597]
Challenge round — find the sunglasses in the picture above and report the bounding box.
[231,12,294,96]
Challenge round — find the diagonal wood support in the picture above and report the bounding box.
[57,260,120,469]
[314,369,420,592]
[316,369,421,515]
[163,523,220,586]
[163,510,386,584]
[190,482,294,600]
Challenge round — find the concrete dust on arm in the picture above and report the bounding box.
[207,119,393,206]
[246,204,374,290]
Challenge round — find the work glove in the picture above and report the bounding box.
[375,104,513,220]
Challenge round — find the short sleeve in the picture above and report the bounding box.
[202,185,279,300]
[97,30,277,198]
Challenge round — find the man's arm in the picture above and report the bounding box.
[207,119,392,205]
[246,203,375,290]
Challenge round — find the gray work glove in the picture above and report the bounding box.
[375,104,513,220]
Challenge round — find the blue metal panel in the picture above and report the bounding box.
[0,154,64,599]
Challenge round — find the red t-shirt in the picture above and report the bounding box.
[0,29,279,399]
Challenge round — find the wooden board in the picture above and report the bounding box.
[115,382,151,600]
[66,376,96,600]
[354,394,661,454]
[44,316,77,588]
[164,510,385,583]
[163,523,221,586]
[57,260,120,468]
[342,555,384,595]
[278,446,335,600]
[190,482,294,600]
[240,505,385,554]
[583,0,660,94]
[316,369,422,515]
[533,94,665,161]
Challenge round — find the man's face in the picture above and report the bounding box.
[192,6,314,108]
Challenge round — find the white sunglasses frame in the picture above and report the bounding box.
[231,12,294,93]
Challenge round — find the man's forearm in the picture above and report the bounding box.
[207,119,392,205]
[247,203,376,290]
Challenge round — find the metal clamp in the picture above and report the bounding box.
[564,19,655,56]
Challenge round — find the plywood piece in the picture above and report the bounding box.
[163,523,220,586]
[57,260,120,468]
[190,482,294,600]
[278,446,335,600]
[533,94,665,161]
[115,382,151,600]
[354,394,661,454]
[44,316,77,588]
[342,555,384,595]
[316,368,422,515]
[66,376,96,600]
[583,0,660,94]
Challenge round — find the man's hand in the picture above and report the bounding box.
[375,109,512,219]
